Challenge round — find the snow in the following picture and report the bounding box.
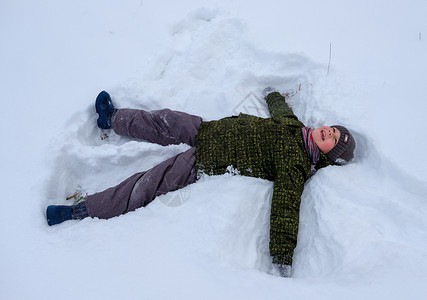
[1,0,427,299]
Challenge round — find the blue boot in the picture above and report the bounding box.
[46,202,89,226]
[46,205,73,226]
[95,91,117,129]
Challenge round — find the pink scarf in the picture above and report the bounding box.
[301,127,320,175]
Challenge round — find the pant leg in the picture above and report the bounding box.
[85,147,197,219]
[112,108,202,146]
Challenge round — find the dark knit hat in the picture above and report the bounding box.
[326,125,356,164]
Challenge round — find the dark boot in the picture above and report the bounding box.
[95,91,117,129]
[46,201,89,226]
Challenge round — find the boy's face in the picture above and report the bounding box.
[312,126,340,154]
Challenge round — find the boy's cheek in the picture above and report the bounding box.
[321,141,335,153]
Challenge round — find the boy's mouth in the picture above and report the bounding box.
[321,130,326,141]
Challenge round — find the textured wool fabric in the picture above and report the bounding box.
[195,92,330,265]
[326,125,356,163]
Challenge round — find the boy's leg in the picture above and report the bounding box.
[85,147,196,219]
[112,109,202,147]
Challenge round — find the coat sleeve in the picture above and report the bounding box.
[269,164,305,266]
[265,92,298,120]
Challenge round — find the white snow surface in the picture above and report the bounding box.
[1,0,427,299]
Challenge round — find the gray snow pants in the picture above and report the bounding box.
[85,108,202,219]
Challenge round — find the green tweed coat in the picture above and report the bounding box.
[195,92,330,265]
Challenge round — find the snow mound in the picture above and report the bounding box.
[2,3,427,299]
[46,11,427,286]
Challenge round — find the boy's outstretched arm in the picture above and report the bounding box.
[269,164,305,275]
[265,92,298,120]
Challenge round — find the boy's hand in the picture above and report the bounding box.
[262,87,297,100]
[272,263,292,278]
[262,87,278,98]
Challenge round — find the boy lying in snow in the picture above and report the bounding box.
[46,89,356,277]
